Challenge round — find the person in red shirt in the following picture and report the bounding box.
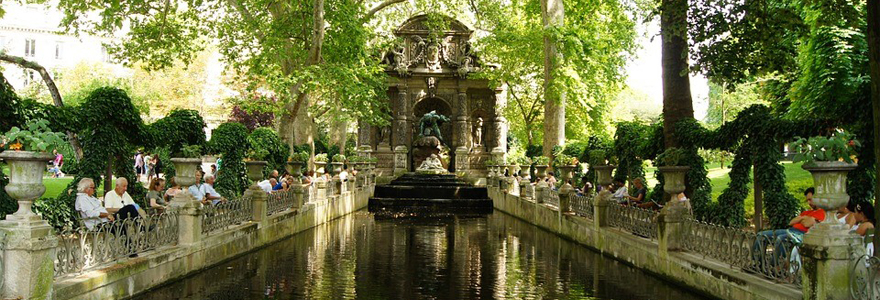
[751,187,822,269]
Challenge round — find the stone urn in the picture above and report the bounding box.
[486,165,496,177]
[593,165,616,186]
[315,161,327,176]
[558,165,576,183]
[0,150,54,220]
[288,161,304,177]
[658,166,690,194]
[520,164,532,180]
[245,161,268,182]
[330,162,344,176]
[803,161,858,224]
[509,165,521,177]
[170,157,203,187]
[535,165,549,179]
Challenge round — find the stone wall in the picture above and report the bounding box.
[51,182,372,300]
[488,182,802,300]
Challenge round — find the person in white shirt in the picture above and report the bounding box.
[74,178,114,230]
[201,174,223,205]
[338,165,350,181]
[188,170,207,202]
[610,178,629,203]
[104,177,140,220]
[258,178,276,194]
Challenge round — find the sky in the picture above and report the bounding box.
[625,21,709,120]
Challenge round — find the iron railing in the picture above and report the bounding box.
[852,255,880,299]
[608,203,658,240]
[267,190,295,215]
[544,189,560,208]
[201,195,253,235]
[743,230,802,285]
[55,210,180,277]
[570,192,594,218]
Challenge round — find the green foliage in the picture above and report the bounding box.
[289,151,309,163]
[180,145,203,158]
[0,161,15,219]
[332,154,346,163]
[154,146,175,187]
[148,109,207,155]
[247,128,288,171]
[1,118,66,152]
[532,156,550,165]
[589,150,608,166]
[656,148,687,166]
[554,153,578,167]
[209,122,249,197]
[33,195,79,230]
[612,121,655,184]
[314,153,328,163]
[790,131,861,164]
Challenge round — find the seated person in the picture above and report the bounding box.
[201,174,224,205]
[146,178,167,214]
[74,178,114,230]
[164,177,182,203]
[104,177,141,220]
[545,172,558,188]
[610,178,629,203]
[752,188,823,267]
[853,203,876,256]
[273,175,286,191]
[187,170,207,203]
[625,178,647,205]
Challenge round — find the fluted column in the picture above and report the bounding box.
[492,86,508,153]
[357,120,373,152]
[393,87,409,147]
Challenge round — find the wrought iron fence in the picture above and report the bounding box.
[55,210,180,278]
[267,190,295,215]
[852,255,880,299]
[570,192,594,218]
[608,203,658,240]
[742,230,802,285]
[201,195,253,235]
[544,189,560,208]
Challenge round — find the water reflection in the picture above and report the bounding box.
[135,211,708,300]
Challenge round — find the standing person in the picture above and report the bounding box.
[143,153,152,182]
[133,151,144,181]
[151,155,162,180]
[50,149,64,178]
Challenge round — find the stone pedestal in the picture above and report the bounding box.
[593,191,612,228]
[0,217,57,300]
[657,204,689,253]
[171,191,202,246]
[393,146,409,176]
[535,183,546,204]
[801,223,864,300]
[455,148,469,171]
[244,184,268,223]
[558,186,573,213]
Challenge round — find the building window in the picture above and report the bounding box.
[55,42,62,59]
[23,70,36,86]
[24,39,35,57]
[101,46,111,63]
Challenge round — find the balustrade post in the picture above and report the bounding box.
[535,183,546,204]
[245,184,268,223]
[657,205,689,255]
[593,190,612,228]
[558,187,573,213]
[0,216,58,299]
[171,191,202,246]
[316,181,327,200]
[291,184,305,208]
[801,224,863,300]
[519,181,530,200]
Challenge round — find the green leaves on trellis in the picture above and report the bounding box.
[210,122,250,198]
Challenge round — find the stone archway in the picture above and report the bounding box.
[411,97,453,171]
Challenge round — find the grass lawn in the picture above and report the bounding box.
[3,164,115,198]
[645,160,813,219]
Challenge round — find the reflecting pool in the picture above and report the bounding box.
[135,211,710,299]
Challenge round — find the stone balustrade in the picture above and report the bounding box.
[0,179,375,300]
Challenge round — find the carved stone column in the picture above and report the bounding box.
[454,90,469,151]
[393,88,409,148]
[394,145,409,176]
[492,86,508,153]
[357,120,373,154]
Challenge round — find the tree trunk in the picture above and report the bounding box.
[867,0,880,256]
[541,0,565,158]
[753,166,763,232]
[660,0,694,148]
[104,156,114,196]
[0,53,84,159]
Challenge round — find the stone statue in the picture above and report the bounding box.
[457,41,475,77]
[391,45,408,76]
[418,110,450,142]
[426,39,441,71]
[473,117,483,146]
[380,126,391,145]
[417,153,445,171]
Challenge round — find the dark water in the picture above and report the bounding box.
[135,211,710,300]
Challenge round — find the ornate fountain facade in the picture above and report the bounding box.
[356,14,507,175]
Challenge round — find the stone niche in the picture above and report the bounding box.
[356,14,507,175]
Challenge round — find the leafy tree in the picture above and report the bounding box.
[247,127,289,176]
[704,81,767,128]
[210,122,250,197]
[148,109,207,155]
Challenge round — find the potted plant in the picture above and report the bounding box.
[287,151,309,178]
[331,154,346,175]
[245,148,269,182]
[791,131,860,220]
[0,119,65,220]
[170,144,205,187]
[348,155,363,172]
[655,148,690,194]
[315,153,328,176]
[589,150,616,186]
[532,156,551,178]
[484,159,498,177]
[555,153,578,183]
[516,156,532,180]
